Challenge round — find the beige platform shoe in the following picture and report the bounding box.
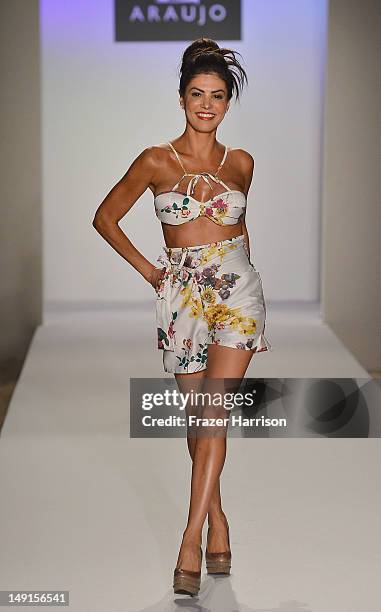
[205,525,232,574]
[173,546,203,597]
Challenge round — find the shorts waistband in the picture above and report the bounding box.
[163,234,245,256]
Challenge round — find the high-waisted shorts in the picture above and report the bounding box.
[155,235,273,374]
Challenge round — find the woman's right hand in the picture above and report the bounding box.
[149,266,166,292]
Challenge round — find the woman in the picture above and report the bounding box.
[93,37,272,597]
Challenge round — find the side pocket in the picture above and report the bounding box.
[246,256,257,272]
[155,280,164,298]
[154,266,168,298]
[242,244,257,271]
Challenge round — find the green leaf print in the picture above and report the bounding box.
[157,328,169,346]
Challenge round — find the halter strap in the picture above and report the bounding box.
[215,144,228,175]
[185,173,231,197]
[167,142,229,195]
[167,141,187,174]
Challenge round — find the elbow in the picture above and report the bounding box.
[92,210,111,234]
[92,213,101,231]
[92,214,102,234]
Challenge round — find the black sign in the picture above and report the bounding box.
[115,0,241,41]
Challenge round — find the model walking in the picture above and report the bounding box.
[93,37,272,597]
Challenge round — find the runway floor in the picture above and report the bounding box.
[0,303,379,612]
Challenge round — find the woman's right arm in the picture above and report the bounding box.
[92,147,165,289]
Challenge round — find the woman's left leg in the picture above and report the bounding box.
[176,344,255,572]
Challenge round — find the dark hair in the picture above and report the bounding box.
[178,37,248,102]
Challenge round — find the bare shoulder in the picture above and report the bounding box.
[134,144,172,194]
[138,143,171,168]
[135,144,162,166]
[147,142,172,157]
[126,145,167,183]
[228,147,255,193]
[229,147,255,172]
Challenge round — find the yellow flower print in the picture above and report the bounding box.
[189,298,203,318]
[217,242,239,260]
[217,245,229,259]
[180,284,193,307]
[199,241,239,265]
[201,287,216,304]
[239,319,257,335]
[215,208,227,219]
[204,303,241,330]
[228,312,257,335]
[229,313,246,330]
[200,244,218,265]
[181,288,203,318]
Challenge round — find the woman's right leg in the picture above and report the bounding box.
[174,371,230,563]
[175,371,227,525]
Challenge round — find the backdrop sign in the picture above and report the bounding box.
[115,0,241,41]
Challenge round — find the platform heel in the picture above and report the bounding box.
[205,525,232,575]
[205,550,232,574]
[173,546,202,597]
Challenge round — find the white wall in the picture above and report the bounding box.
[41,0,327,307]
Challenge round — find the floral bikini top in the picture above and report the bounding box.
[154,142,247,226]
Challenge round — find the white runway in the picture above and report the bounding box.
[0,304,380,612]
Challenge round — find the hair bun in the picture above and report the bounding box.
[181,37,220,67]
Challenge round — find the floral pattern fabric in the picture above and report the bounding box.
[154,190,247,226]
[155,235,273,374]
[159,195,230,223]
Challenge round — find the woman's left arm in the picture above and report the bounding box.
[237,149,255,258]
[241,215,250,259]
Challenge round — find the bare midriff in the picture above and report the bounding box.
[162,217,243,248]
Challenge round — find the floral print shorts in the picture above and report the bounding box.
[155,235,273,374]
